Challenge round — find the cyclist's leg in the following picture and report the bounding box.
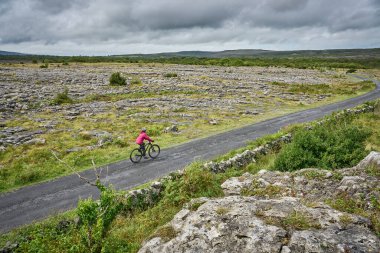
[140,143,146,155]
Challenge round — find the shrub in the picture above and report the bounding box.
[274,122,371,171]
[346,68,357,73]
[163,73,178,78]
[51,88,73,105]
[109,72,126,86]
[77,182,124,253]
[147,126,161,137]
[131,76,142,85]
[40,63,49,68]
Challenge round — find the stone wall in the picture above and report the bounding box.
[204,134,292,173]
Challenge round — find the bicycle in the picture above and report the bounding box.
[130,142,160,163]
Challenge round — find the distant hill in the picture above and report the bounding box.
[118,48,380,59]
[0,50,26,56]
[119,49,272,58]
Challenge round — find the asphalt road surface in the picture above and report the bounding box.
[1,76,379,233]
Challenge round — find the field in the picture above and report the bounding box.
[0,62,376,192]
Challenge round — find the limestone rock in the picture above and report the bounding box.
[139,196,380,253]
[164,125,178,133]
[209,119,218,125]
[222,152,380,205]
[221,172,254,196]
[24,138,46,145]
[355,151,380,170]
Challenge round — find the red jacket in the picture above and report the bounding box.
[136,131,153,145]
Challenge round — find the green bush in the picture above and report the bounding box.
[163,73,178,78]
[131,76,142,85]
[109,72,126,86]
[39,63,48,68]
[346,68,357,73]
[51,88,73,105]
[274,122,371,171]
[77,182,124,253]
[147,126,161,137]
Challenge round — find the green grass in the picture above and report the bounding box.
[257,210,321,230]
[282,211,321,230]
[270,80,375,95]
[242,182,282,198]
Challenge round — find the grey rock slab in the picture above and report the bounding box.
[139,196,380,253]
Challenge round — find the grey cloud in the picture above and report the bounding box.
[0,0,12,15]
[32,0,81,14]
[126,0,246,29]
[267,0,308,12]
[0,0,379,54]
[327,4,380,32]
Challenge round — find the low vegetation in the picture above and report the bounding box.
[326,192,380,237]
[163,73,178,78]
[271,80,375,95]
[77,180,125,253]
[2,51,380,69]
[51,88,74,105]
[130,76,142,85]
[274,118,371,171]
[109,72,126,86]
[39,63,49,68]
[261,211,321,230]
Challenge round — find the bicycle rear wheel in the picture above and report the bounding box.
[130,148,143,163]
[148,144,160,159]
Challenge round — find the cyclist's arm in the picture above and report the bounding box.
[143,133,153,142]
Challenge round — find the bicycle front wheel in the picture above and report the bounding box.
[148,144,160,159]
[130,148,143,163]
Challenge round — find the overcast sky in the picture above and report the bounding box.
[0,0,379,55]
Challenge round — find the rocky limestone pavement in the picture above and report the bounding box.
[138,196,379,253]
[139,152,380,253]
[1,64,340,124]
[0,127,45,147]
[221,151,380,205]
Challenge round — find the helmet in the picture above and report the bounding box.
[141,127,147,132]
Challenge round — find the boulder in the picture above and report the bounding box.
[209,119,218,125]
[164,125,179,133]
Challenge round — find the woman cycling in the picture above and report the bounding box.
[135,128,154,158]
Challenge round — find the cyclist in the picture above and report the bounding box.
[136,127,154,158]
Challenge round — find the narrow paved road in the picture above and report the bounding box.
[1,76,379,233]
